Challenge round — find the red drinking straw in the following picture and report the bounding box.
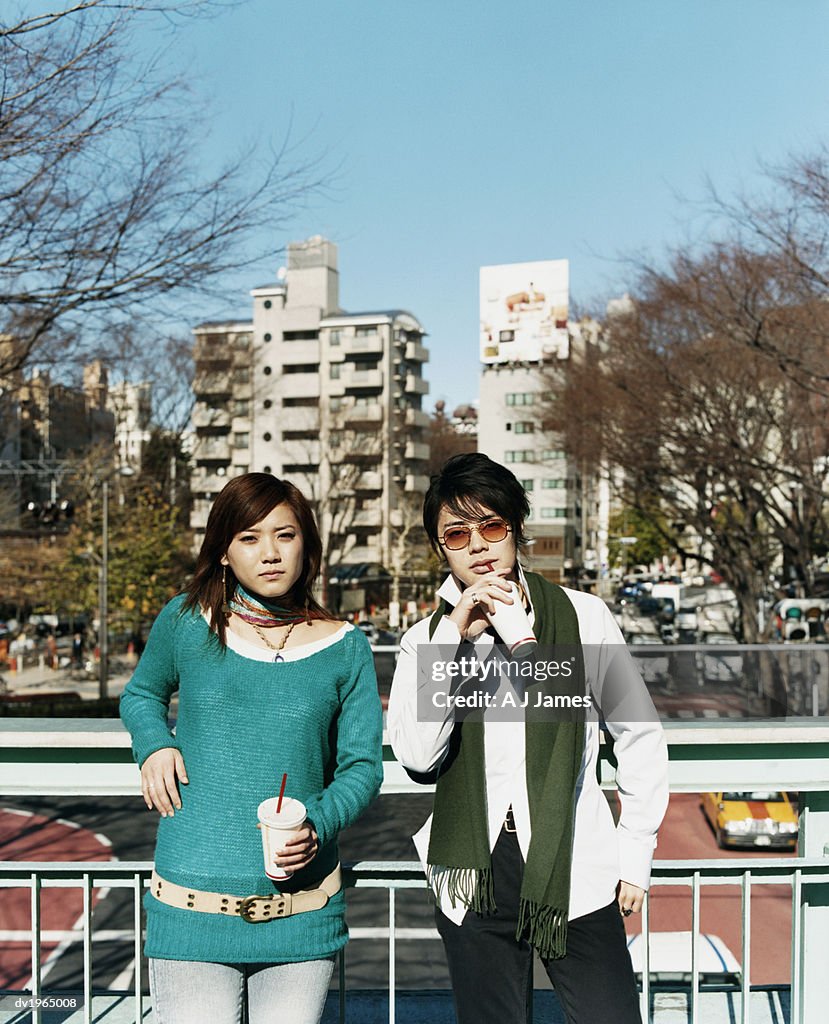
[276,772,287,813]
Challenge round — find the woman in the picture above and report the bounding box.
[121,473,383,1024]
[387,453,669,1024]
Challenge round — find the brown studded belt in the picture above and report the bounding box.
[150,864,342,924]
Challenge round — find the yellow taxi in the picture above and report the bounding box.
[701,791,798,850]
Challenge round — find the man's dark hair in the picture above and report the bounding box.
[423,453,531,556]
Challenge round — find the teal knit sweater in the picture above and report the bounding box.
[119,595,383,963]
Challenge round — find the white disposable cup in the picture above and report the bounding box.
[257,797,306,881]
[484,581,537,659]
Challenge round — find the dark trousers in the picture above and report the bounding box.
[435,827,642,1024]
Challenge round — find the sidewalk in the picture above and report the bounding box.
[0,660,133,702]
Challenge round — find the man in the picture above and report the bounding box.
[387,453,668,1024]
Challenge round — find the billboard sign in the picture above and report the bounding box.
[480,259,569,364]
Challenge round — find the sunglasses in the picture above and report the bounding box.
[438,519,512,551]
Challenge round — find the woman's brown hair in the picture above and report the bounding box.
[183,473,333,645]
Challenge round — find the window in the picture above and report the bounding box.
[504,450,534,464]
[233,399,249,416]
[282,363,319,374]
[521,479,534,492]
[263,366,272,375]
[263,432,272,442]
[283,397,318,407]
[355,325,378,336]
[263,465,272,473]
[263,399,273,410]
[233,432,249,449]
[283,463,318,474]
[283,430,318,441]
[541,508,567,519]
[330,363,340,379]
[264,300,272,309]
[499,330,515,343]
[232,367,250,384]
[506,393,535,406]
[541,449,565,461]
[542,479,566,489]
[283,330,319,341]
[514,422,534,434]
[263,333,272,342]
[329,330,341,346]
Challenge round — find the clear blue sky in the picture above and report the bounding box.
[157,0,829,412]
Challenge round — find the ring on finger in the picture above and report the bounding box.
[622,908,632,917]
[471,593,479,606]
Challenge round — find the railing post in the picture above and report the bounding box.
[799,790,829,1023]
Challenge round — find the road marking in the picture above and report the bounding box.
[109,959,135,990]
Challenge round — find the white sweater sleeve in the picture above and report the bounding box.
[387,615,464,775]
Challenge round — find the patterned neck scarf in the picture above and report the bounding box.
[227,583,307,627]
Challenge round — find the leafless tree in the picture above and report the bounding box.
[0,0,325,382]
[543,253,829,641]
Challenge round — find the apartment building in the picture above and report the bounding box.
[107,381,153,471]
[477,258,589,584]
[190,236,430,579]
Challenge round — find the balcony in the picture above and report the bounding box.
[342,367,383,390]
[343,333,383,357]
[192,373,232,398]
[345,403,384,426]
[404,441,429,461]
[404,340,429,362]
[191,406,230,430]
[404,374,429,395]
[191,472,231,495]
[354,470,382,491]
[191,437,231,461]
[404,408,430,429]
[1,718,828,1022]
[404,473,429,492]
[351,504,382,527]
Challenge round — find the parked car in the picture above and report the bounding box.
[626,931,740,985]
[627,633,670,685]
[701,790,798,850]
[696,632,743,684]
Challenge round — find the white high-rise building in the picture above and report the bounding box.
[477,258,583,583]
[108,381,152,471]
[190,236,430,581]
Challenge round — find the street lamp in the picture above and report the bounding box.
[88,466,135,700]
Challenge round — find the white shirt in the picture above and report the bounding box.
[386,568,669,924]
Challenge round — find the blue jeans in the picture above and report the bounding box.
[149,956,335,1024]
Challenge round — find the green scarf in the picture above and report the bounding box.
[426,571,585,960]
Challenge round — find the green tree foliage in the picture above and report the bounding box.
[45,483,194,629]
[607,505,674,572]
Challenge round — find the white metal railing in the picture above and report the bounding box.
[2,858,828,1024]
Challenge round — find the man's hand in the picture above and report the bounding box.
[617,880,645,917]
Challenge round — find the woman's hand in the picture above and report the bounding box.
[447,571,514,640]
[275,824,319,873]
[141,747,189,817]
[617,880,645,917]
